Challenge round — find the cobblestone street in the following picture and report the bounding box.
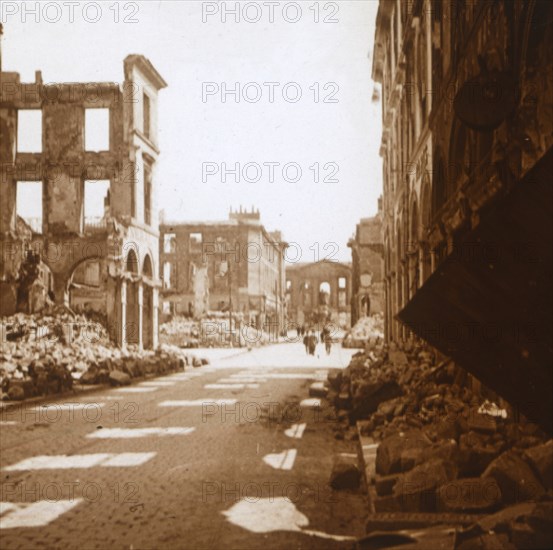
[1,344,367,549]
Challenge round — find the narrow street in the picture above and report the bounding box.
[0,344,367,549]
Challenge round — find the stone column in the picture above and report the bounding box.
[0,107,17,233]
[137,282,144,350]
[407,254,414,301]
[120,280,127,347]
[430,247,436,273]
[52,275,68,307]
[425,0,433,116]
[152,287,159,349]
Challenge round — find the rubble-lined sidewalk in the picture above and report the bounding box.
[1,309,209,404]
[326,341,552,549]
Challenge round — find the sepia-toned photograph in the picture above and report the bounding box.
[0,1,551,548]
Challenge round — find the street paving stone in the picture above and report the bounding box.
[114,387,159,393]
[158,398,238,408]
[31,403,107,411]
[217,377,267,384]
[300,398,323,408]
[204,383,260,390]
[86,427,195,439]
[262,449,298,470]
[284,423,307,439]
[0,500,83,530]
[4,452,157,471]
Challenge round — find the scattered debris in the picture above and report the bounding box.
[330,454,362,490]
[328,339,552,547]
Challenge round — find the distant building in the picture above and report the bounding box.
[0,55,167,349]
[285,261,352,329]
[159,207,287,335]
[348,199,385,325]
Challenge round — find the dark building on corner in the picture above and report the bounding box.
[372,0,552,430]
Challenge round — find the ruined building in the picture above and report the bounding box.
[159,207,288,335]
[373,0,552,430]
[348,198,385,324]
[286,261,352,329]
[0,55,167,349]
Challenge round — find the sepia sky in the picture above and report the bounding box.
[2,0,382,262]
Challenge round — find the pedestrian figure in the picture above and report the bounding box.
[303,332,310,354]
[307,330,318,356]
[321,325,332,355]
[324,331,332,355]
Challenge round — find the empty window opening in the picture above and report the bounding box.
[286,280,292,292]
[126,249,139,273]
[319,281,331,306]
[190,233,203,252]
[72,260,101,287]
[164,233,176,253]
[217,260,229,277]
[143,93,151,138]
[144,163,152,225]
[16,181,42,233]
[17,110,42,153]
[84,180,110,229]
[338,277,347,289]
[85,108,110,151]
[163,262,172,289]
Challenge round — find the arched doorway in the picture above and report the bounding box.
[410,199,420,296]
[360,295,371,317]
[69,258,105,319]
[142,254,154,349]
[431,148,446,219]
[319,281,331,306]
[420,174,433,281]
[317,281,331,323]
[125,249,139,345]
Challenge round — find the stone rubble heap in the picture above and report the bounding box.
[327,342,552,549]
[1,309,208,402]
[160,317,201,347]
[160,315,276,348]
[343,314,384,348]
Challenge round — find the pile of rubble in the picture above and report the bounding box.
[327,342,553,549]
[160,314,276,348]
[342,314,384,348]
[0,309,208,402]
[160,317,200,347]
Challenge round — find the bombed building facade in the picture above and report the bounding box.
[348,200,385,325]
[285,261,352,329]
[0,55,167,349]
[373,0,552,430]
[159,207,288,335]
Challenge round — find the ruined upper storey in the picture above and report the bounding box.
[0,55,167,236]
